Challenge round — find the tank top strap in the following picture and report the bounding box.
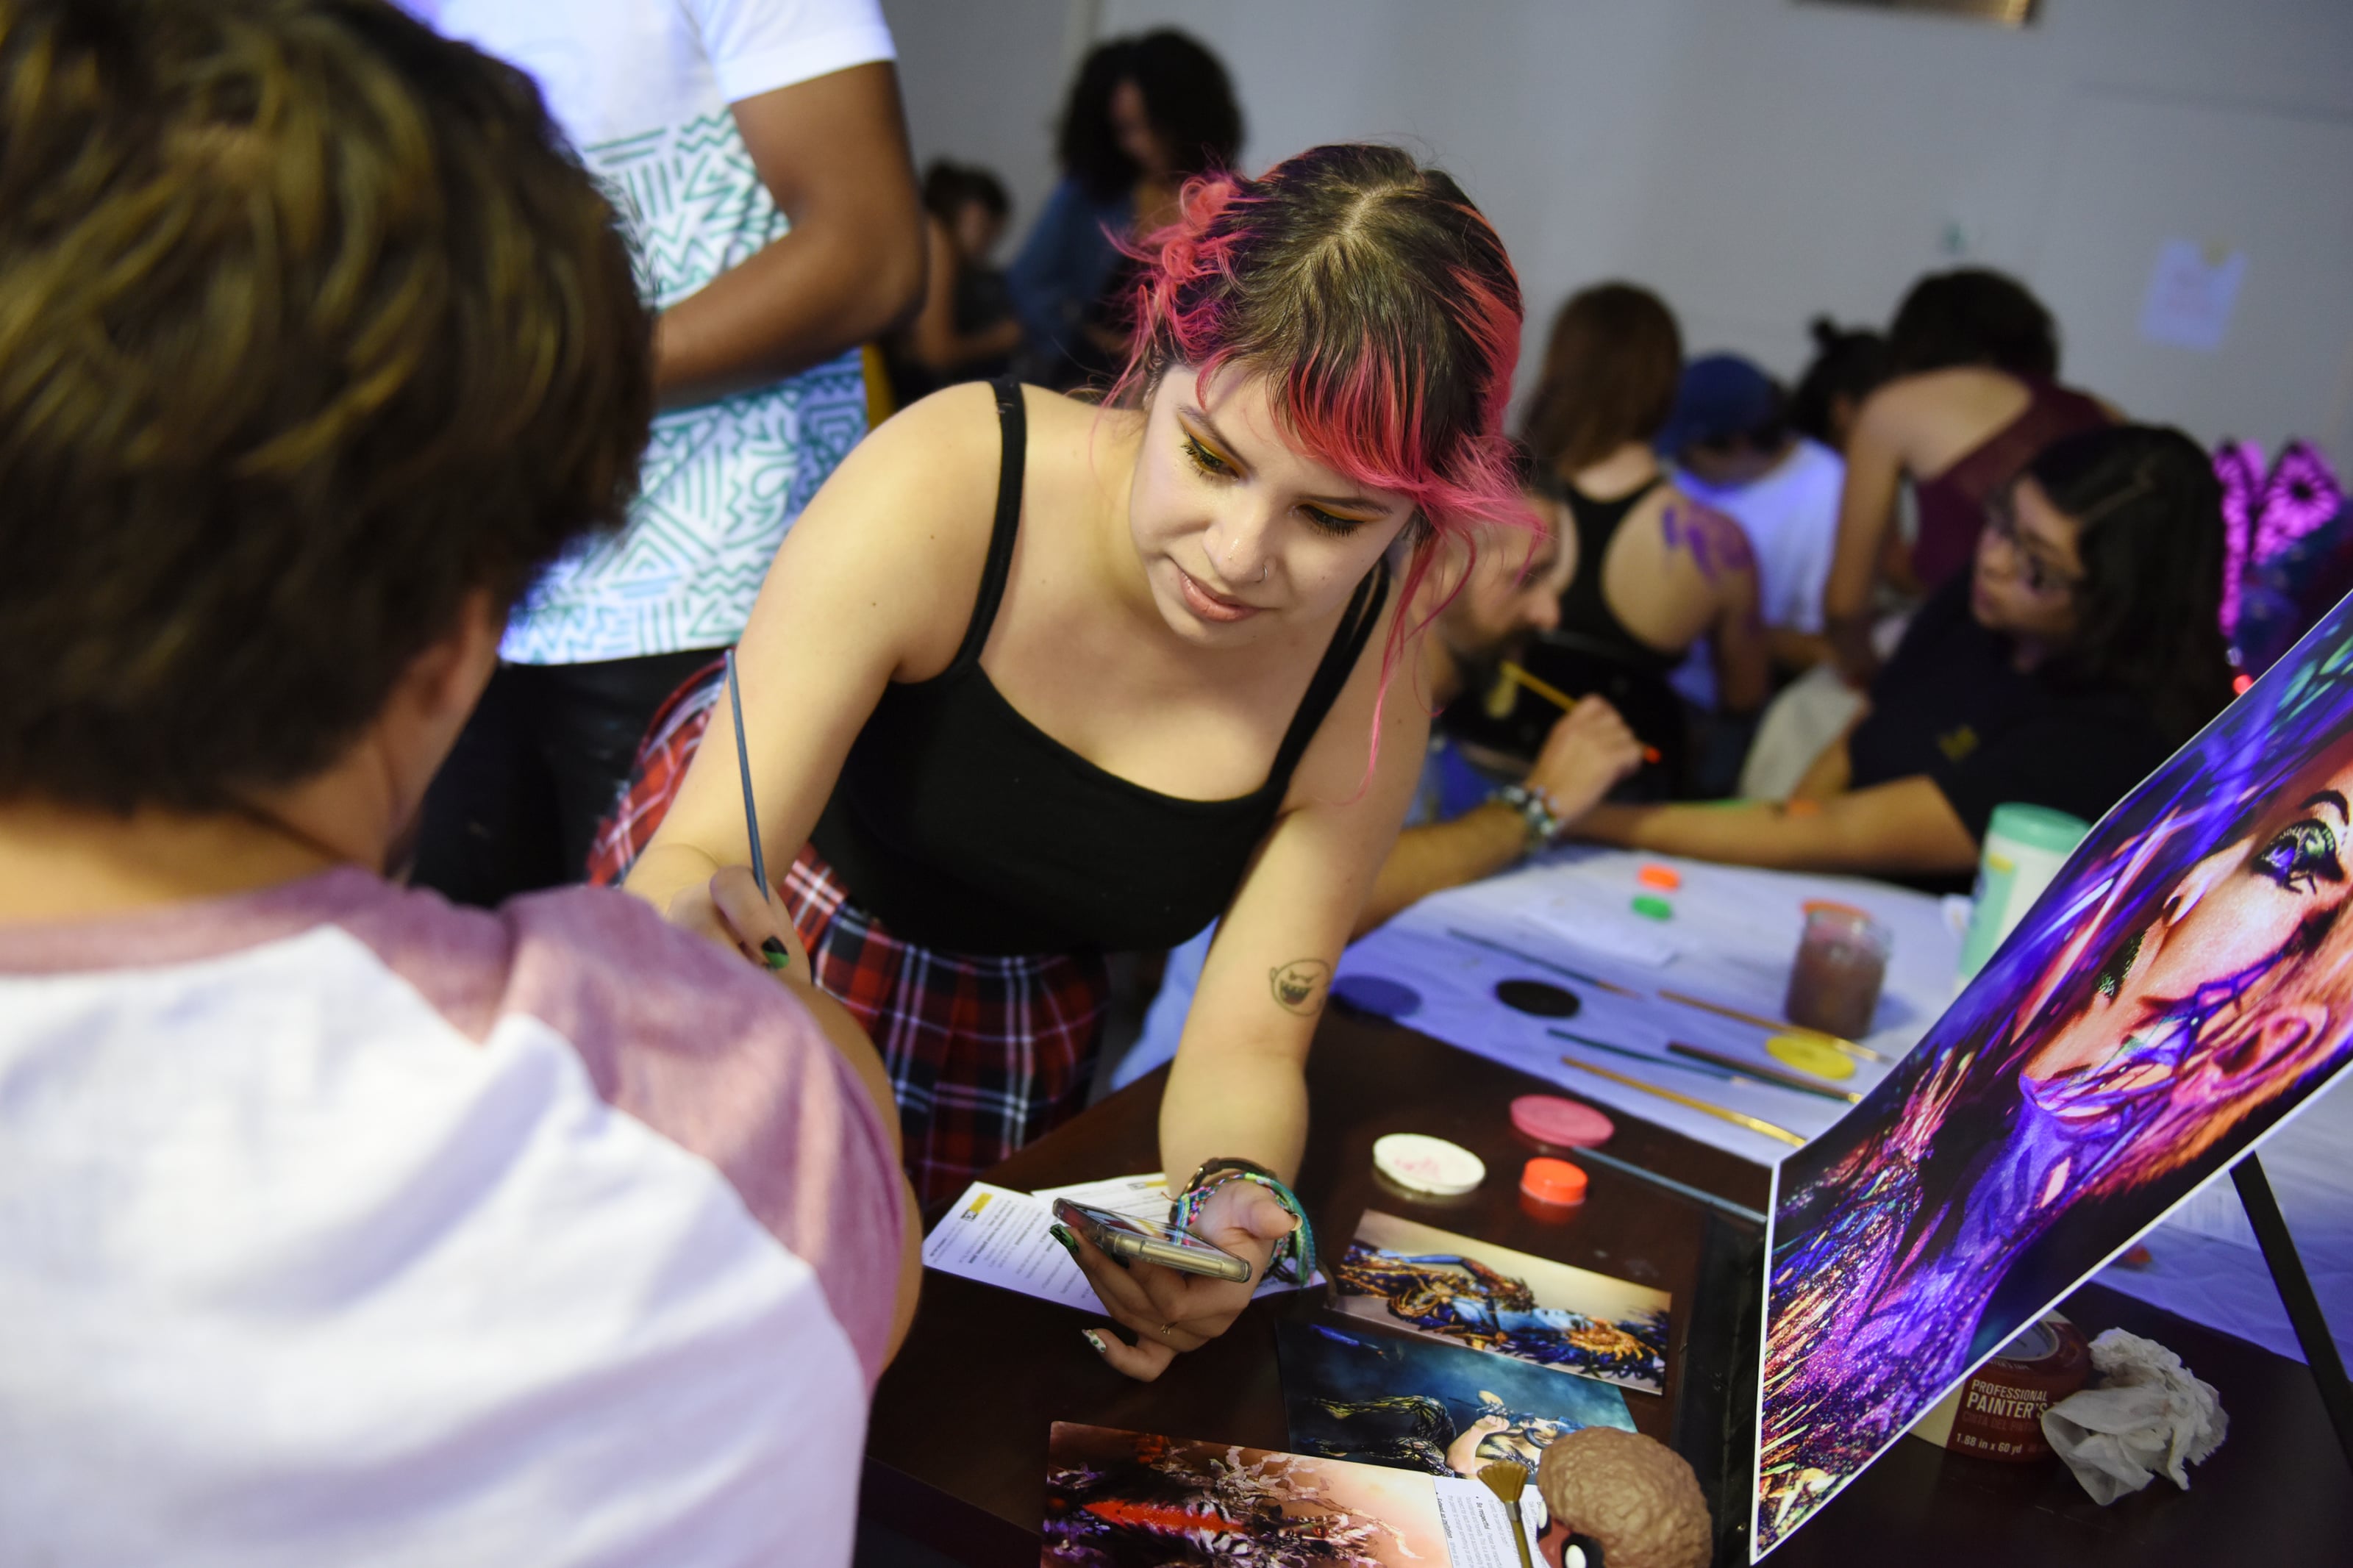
[946,377,1029,674]
[1265,559,1392,794]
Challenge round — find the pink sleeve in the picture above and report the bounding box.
[500,888,907,1386]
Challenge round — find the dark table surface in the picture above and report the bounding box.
[862,1010,2353,1567]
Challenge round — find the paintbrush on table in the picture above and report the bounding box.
[1655,987,1884,1062]
[1557,1055,1806,1147]
[1552,1028,1850,1104]
[724,647,793,975]
[1446,928,1643,998]
[1479,1461,1538,1568]
[1667,1040,1863,1104]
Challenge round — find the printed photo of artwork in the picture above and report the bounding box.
[1277,1318,1635,1481]
[1752,593,2353,1558]
[1043,1422,1452,1568]
[1330,1210,1671,1395]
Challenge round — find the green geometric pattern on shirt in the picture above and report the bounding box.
[502,111,867,665]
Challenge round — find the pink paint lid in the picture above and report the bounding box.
[1510,1094,1614,1148]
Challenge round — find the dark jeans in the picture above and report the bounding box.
[410,648,719,908]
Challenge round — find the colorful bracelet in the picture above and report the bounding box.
[1170,1166,1316,1285]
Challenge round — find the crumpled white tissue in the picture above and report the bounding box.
[2039,1328,2227,1505]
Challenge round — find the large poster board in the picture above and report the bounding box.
[1754,602,2353,1557]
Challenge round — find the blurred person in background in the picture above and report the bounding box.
[886,160,1021,405]
[1565,426,2233,892]
[1822,268,2113,682]
[1788,315,1892,456]
[408,0,925,906]
[1520,283,1769,784]
[1663,351,1857,798]
[1007,29,1242,390]
[1662,353,1845,676]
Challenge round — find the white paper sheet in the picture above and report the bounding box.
[922,1173,1323,1309]
[1431,1475,1532,1568]
[2138,237,2246,352]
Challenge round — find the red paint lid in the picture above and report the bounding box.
[1510,1094,1614,1148]
[1521,1156,1589,1206]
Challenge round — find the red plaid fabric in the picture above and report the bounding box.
[587,657,1108,1203]
[781,844,1107,1203]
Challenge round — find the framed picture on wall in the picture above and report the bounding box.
[1797,0,2040,27]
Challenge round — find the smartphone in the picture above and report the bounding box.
[1051,1198,1254,1283]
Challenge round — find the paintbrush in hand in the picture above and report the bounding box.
[724,647,793,975]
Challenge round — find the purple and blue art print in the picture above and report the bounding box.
[1753,592,2353,1558]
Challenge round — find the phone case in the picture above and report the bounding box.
[1052,1199,1254,1283]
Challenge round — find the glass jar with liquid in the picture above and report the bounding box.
[1784,901,1890,1040]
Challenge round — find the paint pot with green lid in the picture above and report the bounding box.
[1957,803,2090,984]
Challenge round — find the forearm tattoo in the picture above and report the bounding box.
[1269,959,1332,1015]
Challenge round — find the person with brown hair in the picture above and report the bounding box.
[886,160,1023,404]
[609,143,1529,1378]
[1521,283,1770,728]
[1564,426,2235,888]
[1821,268,2113,681]
[0,2,916,1559]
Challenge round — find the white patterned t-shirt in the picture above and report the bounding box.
[416,0,895,664]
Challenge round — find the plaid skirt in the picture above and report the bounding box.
[588,656,1108,1203]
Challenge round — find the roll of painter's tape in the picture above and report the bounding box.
[1372,1133,1486,1196]
[1910,1316,2091,1462]
[1957,804,2090,984]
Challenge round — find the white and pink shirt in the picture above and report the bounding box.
[0,869,906,1567]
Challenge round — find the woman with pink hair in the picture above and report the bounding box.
[613,144,1533,1375]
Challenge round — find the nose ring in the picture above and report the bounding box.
[1260,564,1269,583]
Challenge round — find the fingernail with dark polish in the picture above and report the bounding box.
[1048,1224,1080,1261]
[759,937,791,971]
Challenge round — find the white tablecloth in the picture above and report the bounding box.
[1335,845,1957,1165]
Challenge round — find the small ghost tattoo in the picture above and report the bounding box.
[1269,959,1333,1015]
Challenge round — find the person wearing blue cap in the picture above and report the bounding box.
[1659,354,1846,676]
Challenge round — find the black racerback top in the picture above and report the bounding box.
[1553,476,1682,676]
[808,379,1390,956]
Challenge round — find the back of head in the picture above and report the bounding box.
[1126,29,1242,180]
[1522,283,1683,476]
[1789,317,1891,445]
[1657,353,1785,459]
[1888,268,2058,379]
[0,0,653,815]
[2029,423,2235,742]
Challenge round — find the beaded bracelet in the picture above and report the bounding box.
[1169,1167,1316,1285]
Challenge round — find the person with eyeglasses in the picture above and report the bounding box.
[1556,425,2238,892]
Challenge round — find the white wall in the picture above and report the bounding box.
[884,0,2353,459]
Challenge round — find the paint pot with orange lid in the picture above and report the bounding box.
[1520,1156,1589,1222]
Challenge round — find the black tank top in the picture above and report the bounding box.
[1553,476,1682,676]
[809,379,1390,956]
